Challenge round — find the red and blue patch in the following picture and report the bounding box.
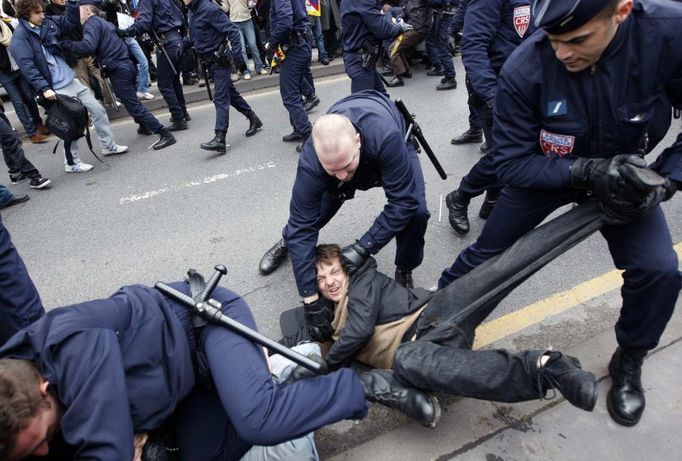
[539,129,575,157]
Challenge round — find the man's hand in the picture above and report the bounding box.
[341,241,370,274]
[282,353,328,384]
[43,89,57,100]
[396,19,414,34]
[571,155,652,202]
[304,297,335,342]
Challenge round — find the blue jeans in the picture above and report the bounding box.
[0,69,41,136]
[0,184,13,207]
[235,19,265,73]
[307,15,328,61]
[126,37,150,93]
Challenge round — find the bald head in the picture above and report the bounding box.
[312,114,361,182]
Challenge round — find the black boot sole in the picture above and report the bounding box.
[200,144,227,153]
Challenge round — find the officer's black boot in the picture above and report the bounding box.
[200,130,227,154]
[245,111,263,137]
[184,110,192,121]
[259,238,289,275]
[426,66,443,76]
[283,131,306,143]
[451,127,483,145]
[607,347,647,426]
[152,128,176,150]
[137,124,153,136]
[166,118,188,132]
[437,76,457,90]
[386,75,405,87]
[536,351,598,412]
[445,189,471,235]
[394,267,414,289]
[478,189,500,219]
[359,369,441,428]
[304,95,321,112]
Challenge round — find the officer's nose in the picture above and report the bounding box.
[554,43,573,62]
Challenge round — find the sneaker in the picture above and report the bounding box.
[231,73,241,82]
[258,68,269,75]
[9,172,28,184]
[103,144,129,156]
[65,162,93,173]
[29,175,50,189]
[243,72,252,81]
[136,91,156,100]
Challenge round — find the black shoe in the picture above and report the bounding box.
[608,347,647,426]
[394,267,414,289]
[259,238,289,275]
[437,76,457,90]
[304,95,321,112]
[200,130,227,153]
[0,194,30,209]
[536,351,598,412]
[283,131,306,143]
[166,118,188,132]
[278,323,312,349]
[184,111,192,122]
[152,128,176,150]
[29,175,50,189]
[426,68,444,76]
[137,124,153,136]
[445,190,470,235]
[451,128,483,145]
[9,172,28,184]
[478,189,499,219]
[359,369,441,428]
[245,112,263,137]
[480,142,488,154]
[319,57,331,65]
[386,76,404,87]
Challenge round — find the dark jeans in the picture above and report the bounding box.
[0,69,41,136]
[0,111,38,179]
[156,38,187,121]
[109,61,163,133]
[210,62,253,131]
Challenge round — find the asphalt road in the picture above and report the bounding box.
[2,59,681,342]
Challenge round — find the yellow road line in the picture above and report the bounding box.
[474,242,682,348]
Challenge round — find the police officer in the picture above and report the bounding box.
[61,0,176,150]
[118,0,190,131]
[445,0,534,234]
[184,0,262,154]
[341,0,414,96]
[426,0,458,90]
[267,0,314,145]
[440,0,682,427]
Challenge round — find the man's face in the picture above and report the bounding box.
[27,8,44,26]
[318,133,361,182]
[7,391,59,460]
[52,0,65,5]
[316,256,348,303]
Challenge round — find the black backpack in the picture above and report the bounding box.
[44,94,105,163]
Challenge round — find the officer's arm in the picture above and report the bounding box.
[127,0,154,36]
[358,131,420,253]
[51,0,81,36]
[651,78,682,183]
[9,37,51,94]
[48,329,135,459]
[61,19,100,57]
[361,0,401,40]
[213,8,244,59]
[451,0,467,35]
[461,0,503,102]
[269,0,293,49]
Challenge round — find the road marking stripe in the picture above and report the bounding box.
[474,242,682,348]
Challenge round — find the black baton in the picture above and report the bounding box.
[151,29,178,76]
[202,62,213,101]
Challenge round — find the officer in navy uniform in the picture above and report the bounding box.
[341,0,414,96]
[440,0,682,427]
[118,0,190,132]
[61,0,176,150]
[445,0,534,234]
[267,0,314,146]
[259,91,430,333]
[184,0,262,154]
[426,0,458,90]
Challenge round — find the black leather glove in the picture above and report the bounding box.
[304,297,335,342]
[282,353,328,384]
[662,177,679,201]
[446,35,457,55]
[570,155,649,202]
[116,28,131,39]
[341,241,370,275]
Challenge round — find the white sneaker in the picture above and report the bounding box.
[137,91,156,100]
[65,162,93,173]
[258,68,269,75]
[103,144,129,156]
[231,73,240,82]
[243,72,252,81]
[115,100,122,107]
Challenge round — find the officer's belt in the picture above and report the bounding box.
[157,29,182,42]
[286,29,309,48]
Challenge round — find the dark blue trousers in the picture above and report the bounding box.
[175,287,367,460]
[0,214,44,346]
[109,61,163,133]
[438,187,681,351]
[0,111,38,179]
[343,53,389,97]
[278,44,313,136]
[157,38,187,122]
[427,12,455,78]
[210,63,253,132]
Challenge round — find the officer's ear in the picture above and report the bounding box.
[615,0,633,25]
[355,132,361,150]
[38,378,49,397]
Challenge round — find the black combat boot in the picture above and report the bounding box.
[359,369,441,428]
[304,95,321,112]
[245,112,263,137]
[200,130,227,153]
[608,347,647,426]
[479,189,500,219]
[166,118,188,131]
[536,351,598,412]
[386,75,405,87]
[283,131,306,143]
[152,128,176,150]
[259,238,289,275]
[394,267,414,289]
[437,76,457,90]
[184,110,192,121]
[137,124,153,136]
[445,190,471,235]
[451,127,483,145]
[426,67,444,76]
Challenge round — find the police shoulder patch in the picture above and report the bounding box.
[548,100,568,116]
[539,129,575,157]
[513,6,531,38]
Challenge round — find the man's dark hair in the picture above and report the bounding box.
[0,359,46,458]
[15,0,44,19]
[315,243,343,268]
[595,0,621,21]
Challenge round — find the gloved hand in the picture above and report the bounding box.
[282,353,329,384]
[396,19,414,34]
[570,155,650,203]
[341,241,370,274]
[304,297,335,342]
[116,28,131,39]
[662,177,678,201]
[446,35,457,55]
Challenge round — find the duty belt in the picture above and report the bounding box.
[157,29,182,43]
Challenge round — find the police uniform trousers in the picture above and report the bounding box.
[0,111,39,180]
[209,61,253,132]
[156,34,187,122]
[108,60,164,133]
[0,215,44,345]
[173,285,367,460]
[278,43,313,136]
[343,52,389,97]
[438,187,681,351]
[427,10,455,78]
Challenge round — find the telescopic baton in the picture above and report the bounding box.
[151,29,179,76]
[101,77,119,112]
[202,62,213,101]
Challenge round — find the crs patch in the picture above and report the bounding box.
[539,129,575,157]
[513,6,531,38]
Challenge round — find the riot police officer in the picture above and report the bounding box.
[426,0,458,90]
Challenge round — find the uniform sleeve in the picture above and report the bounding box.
[461,0,502,102]
[47,329,135,460]
[52,1,81,36]
[213,8,244,58]
[652,77,682,182]
[61,19,100,57]
[269,0,294,48]
[452,0,467,35]
[127,0,155,36]
[361,0,400,41]
[358,131,420,253]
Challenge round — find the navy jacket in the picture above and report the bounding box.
[268,0,308,49]
[0,284,197,460]
[8,0,80,94]
[462,0,533,102]
[127,0,184,36]
[451,0,470,35]
[187,0,242,56]
[61,15,129,70]
[341,0,400,52]
[287,90,423,297]
[492,0,682,189]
